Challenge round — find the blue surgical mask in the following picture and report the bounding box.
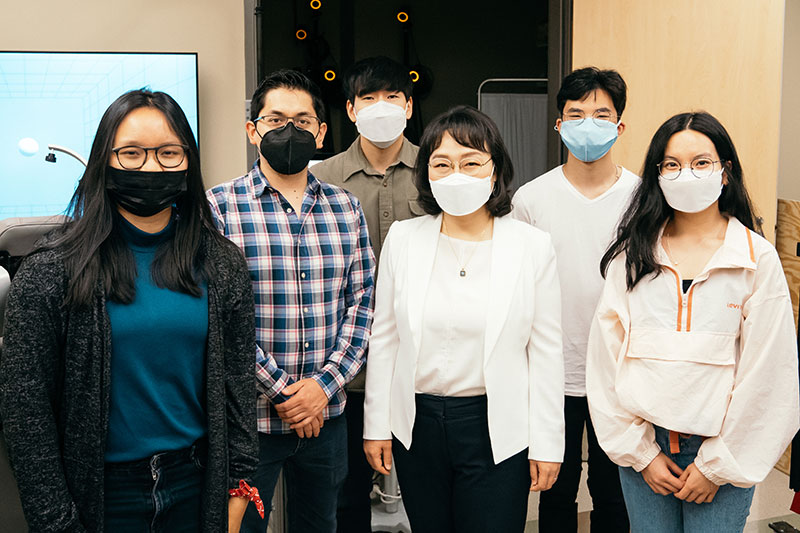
[558,119,619,162]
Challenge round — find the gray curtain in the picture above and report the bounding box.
[480,93,549,192]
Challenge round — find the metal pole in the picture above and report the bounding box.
[476,78,548,111]
[46,145,87,167]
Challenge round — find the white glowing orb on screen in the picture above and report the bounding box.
[18,137,39,157]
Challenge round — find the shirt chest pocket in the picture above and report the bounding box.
[409,199,426,217]
[313,231,352,282]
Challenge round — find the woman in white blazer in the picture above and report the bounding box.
[586,112,800,533]
[363,106,565,532]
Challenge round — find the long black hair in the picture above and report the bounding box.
[414,105,514,217]
[600,111,757,290]
[43,89,228,307]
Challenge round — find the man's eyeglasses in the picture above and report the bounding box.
[111,144,188,170]
[252,115,322,137]
[561,110,620,126]
[657,158,724,180]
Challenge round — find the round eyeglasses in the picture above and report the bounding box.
[111,144,188,170]
[428,157,493,179]
[560,110,620,127]
[657,158,724,180]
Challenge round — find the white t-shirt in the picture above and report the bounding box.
[512,165,639,396]
[415,234,491,397]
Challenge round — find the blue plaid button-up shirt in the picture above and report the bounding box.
[207,164,375,434]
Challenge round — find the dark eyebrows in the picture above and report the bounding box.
[261,110,315,118]
[564,106,613,114]
[430,149,486,159]
[662,152,714,161]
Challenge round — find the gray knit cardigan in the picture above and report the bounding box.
[0,235,259,532]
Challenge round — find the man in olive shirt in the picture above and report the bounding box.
[311,56,419,533]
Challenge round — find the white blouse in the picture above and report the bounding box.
[415,233,492,397]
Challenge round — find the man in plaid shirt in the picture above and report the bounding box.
[207,70,375,533]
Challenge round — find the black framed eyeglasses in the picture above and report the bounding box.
[252,115,322,138]
[111,144,189,170]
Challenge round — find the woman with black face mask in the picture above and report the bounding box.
[0,89,261,533]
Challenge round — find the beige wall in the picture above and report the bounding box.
[0,0,248,187]
[572,0,786,240]
[779,0,800,201]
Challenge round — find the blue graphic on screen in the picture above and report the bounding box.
[0,52,198,218]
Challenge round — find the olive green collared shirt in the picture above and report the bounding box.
[311,136,422,391]
[312,136,422,263]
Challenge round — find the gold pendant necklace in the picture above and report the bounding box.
[442,218,491,277]
[663,233,682,266]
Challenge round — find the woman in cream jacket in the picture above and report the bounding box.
[587,111,799,533]
[362,106,565,533]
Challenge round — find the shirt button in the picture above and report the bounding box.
[383,211,389,218]
[304,342,310,348]
[682,300,687,308]
[303,307,309,313]
[286,207,293,213]
[300,272,306,279]
[383,181,388,188]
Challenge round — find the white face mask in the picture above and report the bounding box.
[355,100,408,148]
[658,168,724,213]
[429,168,494,217]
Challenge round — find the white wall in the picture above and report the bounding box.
[779,0,800,200]
[0,0,249,187]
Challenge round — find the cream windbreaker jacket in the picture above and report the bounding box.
[586,217,800,487]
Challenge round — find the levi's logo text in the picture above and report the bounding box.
[727,302,742,310]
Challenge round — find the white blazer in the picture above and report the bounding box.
[363,214,565,464]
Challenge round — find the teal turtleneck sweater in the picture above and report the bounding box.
[105,216,208,462]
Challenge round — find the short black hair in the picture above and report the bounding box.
[343,56,413,103]
[250,69,326,122]
[414,106,514,218]
[557,66,627,117]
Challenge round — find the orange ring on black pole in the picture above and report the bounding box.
[409,70,420,82]
[310,0,322,9]
[295,29,307,40]
[324,70,336,81]
[396,11,409,23]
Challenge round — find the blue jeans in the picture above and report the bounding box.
[241,413,347,533]
[619,426,755,533]
[103,440,205,532]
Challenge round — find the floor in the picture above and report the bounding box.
[370,465,800,532]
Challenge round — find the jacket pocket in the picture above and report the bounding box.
[627,327,737,365]
[617,327,737,435]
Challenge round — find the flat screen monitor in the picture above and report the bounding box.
[0,51,199,218]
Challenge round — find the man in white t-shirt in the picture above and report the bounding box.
[512,67,638,533]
